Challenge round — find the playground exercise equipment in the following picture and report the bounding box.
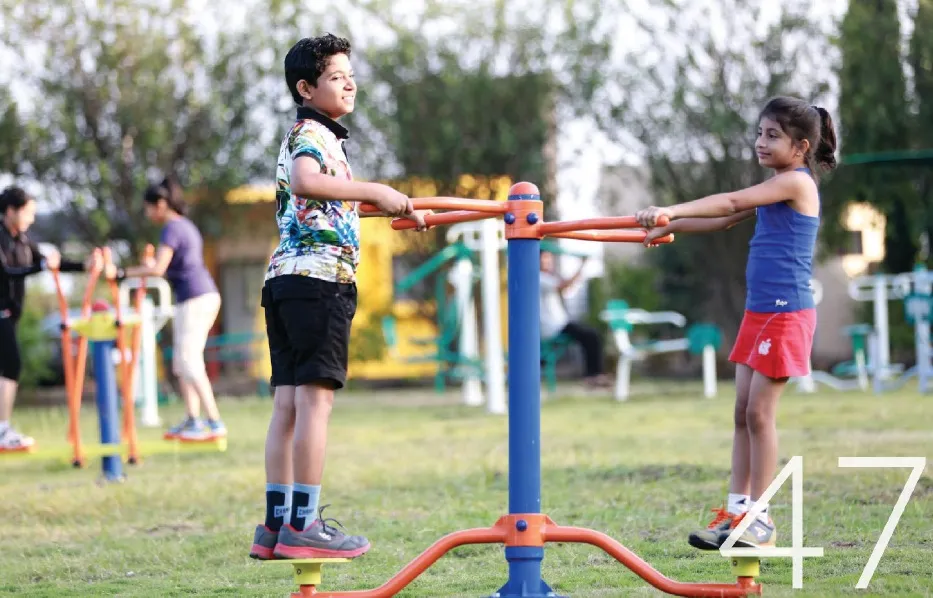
[847,273,912,381]
[866,265,933,394]
[267,186,761,597]
[793,279,870,393]
[2,246,225,466]
[600,299,721,401]
[119,276,174,427]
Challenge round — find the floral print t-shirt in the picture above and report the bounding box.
[265,107,359,284]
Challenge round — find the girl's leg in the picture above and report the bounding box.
[687,364,755,550]
[729,364,755,499]
[747,371,788,500]
[192,294,223,421]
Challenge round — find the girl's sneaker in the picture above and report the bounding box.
[688,507,737,550]
[0,426,35,451]
[177,418,211,441]
[206,419,227,438]
[719,512,777,548]
[164,416,199,440]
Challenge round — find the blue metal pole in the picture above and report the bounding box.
[496,189,557,598]
[92,340,123,482]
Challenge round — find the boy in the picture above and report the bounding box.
[250,34,429,560]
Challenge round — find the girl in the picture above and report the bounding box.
[121,176,226,441]
[0,186,98,450]
[635,96,837,549]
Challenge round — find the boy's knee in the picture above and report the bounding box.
[296,382,336,412]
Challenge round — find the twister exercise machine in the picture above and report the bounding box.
[265,183,762,597]
[1,246,225,471]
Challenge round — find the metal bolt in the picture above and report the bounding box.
[516,519,528,531]
[526,213,538,224]
[504,213,516,224]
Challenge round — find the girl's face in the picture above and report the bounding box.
[755,116,808,170]
[144,199,169,224]
[299,53,357,119]
[3,198,36,234]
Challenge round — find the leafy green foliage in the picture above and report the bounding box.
[833,0,923,273]
[0,0,278,254]
[601,0,831,339]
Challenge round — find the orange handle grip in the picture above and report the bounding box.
[359,197,509,215]
[538,215,669,236]
[390,211,492,230]
[550,231,675,244]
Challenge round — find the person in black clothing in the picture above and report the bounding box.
[0,186,97,450]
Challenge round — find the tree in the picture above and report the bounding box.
[836,0,920,273]
[597,0,832,340]
[0,0,277,252]
[910,0,933,265]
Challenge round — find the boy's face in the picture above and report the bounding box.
[300,53,356,119]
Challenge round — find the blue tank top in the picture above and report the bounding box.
[745,168,819,313]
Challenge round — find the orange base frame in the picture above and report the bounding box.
[289,514,761,597]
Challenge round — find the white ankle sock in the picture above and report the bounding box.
[727,493,750,515]
[750,501,770,523]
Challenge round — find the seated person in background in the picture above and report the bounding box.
[539,251,611,388]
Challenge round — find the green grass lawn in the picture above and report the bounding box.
[1,381,931,597]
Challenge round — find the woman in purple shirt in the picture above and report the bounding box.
[122,176,225,440]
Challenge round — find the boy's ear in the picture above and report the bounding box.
[296,79,315,101]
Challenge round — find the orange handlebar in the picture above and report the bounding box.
[537,215,669,236]
[391,211,493,230]
[358,197,509,215]
[551,231,674,244]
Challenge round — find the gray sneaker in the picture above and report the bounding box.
[273,506,371,559]
[720,514,777,548]
[249,524,279,560]
[688,507,737,550]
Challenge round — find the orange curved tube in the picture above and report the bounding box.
[543,525,760,597]
[121,245,152,463]
[50,268,76,452]
[358,197,509,215]
[300,521,757,597]
[537,215,669,236]
[549,230,675,244]
[103,247,139,465]
[69,248,103,466]
[390,210,493,230]
[308,527,506,597]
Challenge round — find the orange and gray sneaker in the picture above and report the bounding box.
[688,507,738,550]
[249,524,280,560]
[719,512,777,548]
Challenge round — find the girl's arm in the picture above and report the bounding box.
[643,210,755,245]
[669,170,812,219]
[122,245,173,279]
[637,170,813,228]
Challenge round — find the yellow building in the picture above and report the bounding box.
[208,174,514,385]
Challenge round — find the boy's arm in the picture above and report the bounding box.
[291,160,385,204]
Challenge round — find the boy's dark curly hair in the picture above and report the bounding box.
[285,34,352,106]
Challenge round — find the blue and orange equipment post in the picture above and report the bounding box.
[269,184,761,598]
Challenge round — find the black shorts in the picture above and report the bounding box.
[261,275,358,390]
[0,313,21,382]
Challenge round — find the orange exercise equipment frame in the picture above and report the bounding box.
[49,245,153,467]
[275,184,760,598]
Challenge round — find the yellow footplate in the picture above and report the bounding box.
[268,558,351,586]
[730,556,761,578]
